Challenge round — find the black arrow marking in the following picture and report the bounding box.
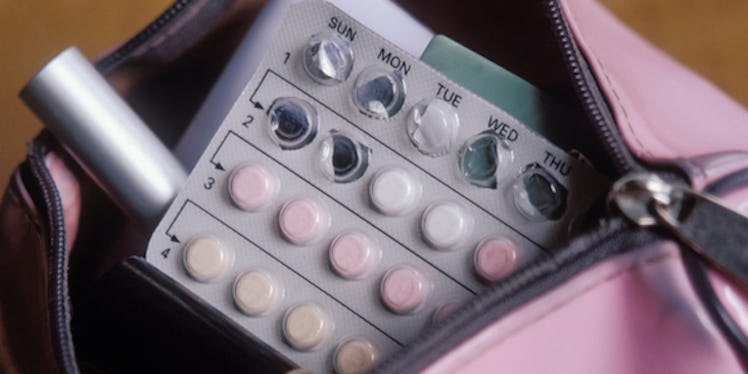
[180,199,405,346]
[211,161,225,171]
[208,132,232,172]
[164,200,188,246]
[248,69,270,112]
[260,68,550,253]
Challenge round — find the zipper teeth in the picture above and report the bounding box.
[83,0,662,372]
[94,0,193,73]
[546,0,634,174]
[23,2,193,371]
[378,3,650,371]
[27,141,79,374]
[375,218,645,373]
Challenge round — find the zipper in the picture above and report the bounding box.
[21,137,79,374]
[610,172,748,368]
[546,0,748,295]
[17,3,198,372]
[375,217,661,373]
[377,171,748,373]
[610,173,748,287]
[545,0,642,175]
[378,1,748,371]
[94,0,194,74]
[376,1,656,371]
[26,0,744,372]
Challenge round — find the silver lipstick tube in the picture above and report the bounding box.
[20,47,187,227]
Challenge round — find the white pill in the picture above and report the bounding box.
[369,167,421,216]
[421,201,473,250]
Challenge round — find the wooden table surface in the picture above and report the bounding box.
[1,0,746,185]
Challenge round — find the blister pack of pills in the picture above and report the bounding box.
[145,1,609,372]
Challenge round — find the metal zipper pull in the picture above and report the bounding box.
[610,173,748,285]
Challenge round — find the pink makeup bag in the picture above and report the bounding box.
[3,0,748,373]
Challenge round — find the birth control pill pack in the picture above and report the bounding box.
[146,1,609,372]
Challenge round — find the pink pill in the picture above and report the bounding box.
[431,301,461,325]
[279,198,330,245]
[474,237,518,282]
[329,232,380,279]
[229,164,279,211]
[380,266,430,314]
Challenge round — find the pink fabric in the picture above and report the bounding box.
[11,2,747,372]
[710,269,748,337]
[559,0,748,185]
[723,187,748,216]
[425,242,744,374]
[675,151,748,192]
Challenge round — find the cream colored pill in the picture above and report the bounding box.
[182,237,233,282]
[283,304,332,351]
[233,270,282,316]
[334,339,379,374]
